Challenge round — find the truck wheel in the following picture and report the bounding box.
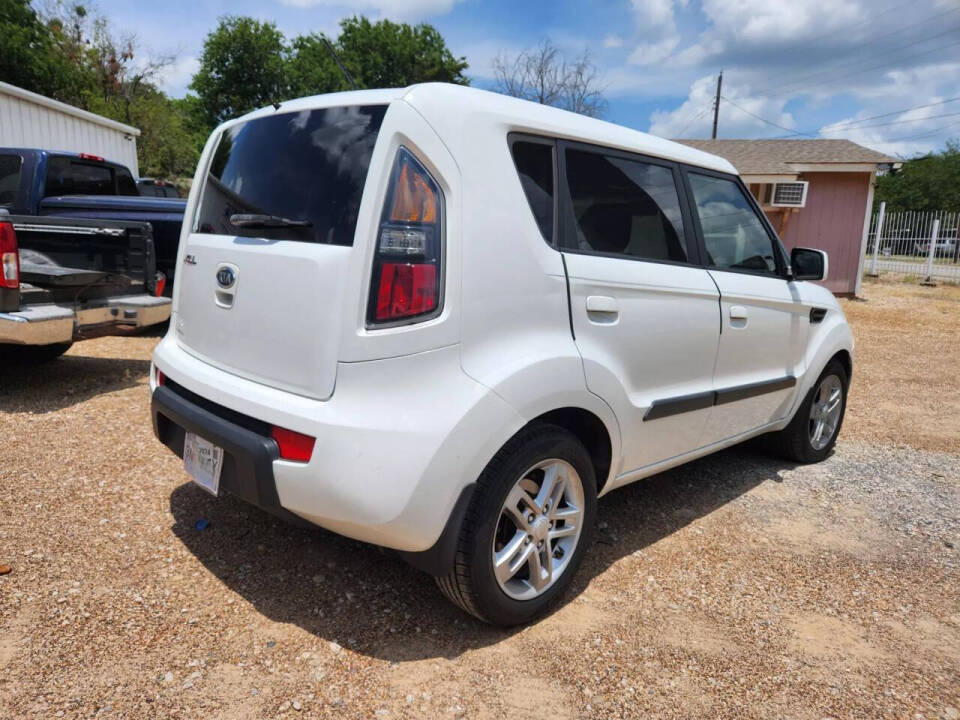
[436,424,596,626]
[768,359,848,464]
[0,342,74,366]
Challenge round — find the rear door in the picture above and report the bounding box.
[174,104,388,400]
[557,141,721,474]
[683,169,808,445]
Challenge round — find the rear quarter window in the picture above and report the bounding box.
[195,104,388,245]
[0,154,22,206]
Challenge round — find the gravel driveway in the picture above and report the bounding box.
[1,282,958,719]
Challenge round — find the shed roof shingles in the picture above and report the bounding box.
[671,139,895,175]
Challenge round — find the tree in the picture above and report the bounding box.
[335,16,468,90]
[492,39,606,118]
[190,16,288,127]
[875,139,960,213]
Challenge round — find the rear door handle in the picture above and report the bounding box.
[586,296,618,313]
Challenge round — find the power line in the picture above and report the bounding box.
[675,106,713,136]
[719,96,819,137]
[823,110,960,133]
[819,96,960,131]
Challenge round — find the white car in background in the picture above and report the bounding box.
[150,84,852,626]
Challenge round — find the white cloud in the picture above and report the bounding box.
[627,36,679,66]
[603,34,624,49]
[156,56,200,98]
[277,0,460,20]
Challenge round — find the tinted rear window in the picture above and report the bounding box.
[511,140,554,241]
[45,157,115,196]
[0,154,22,206]
[195,104,388,245]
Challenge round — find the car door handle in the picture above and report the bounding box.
[586,296,618,313]
[729,305,748,320]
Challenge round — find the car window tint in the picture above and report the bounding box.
[0,154,22,206]
[195,104,387,245]
[45,158,114,196]
[564,149,688,262]
[116,168,138,196]
[688,173,777,274]
[511,140,554,241]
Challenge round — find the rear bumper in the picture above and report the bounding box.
[0,294,171,345]
[150,335,525,555]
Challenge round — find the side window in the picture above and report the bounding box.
[688,173,778,274]
[0,154,23,206]
[511,140,554,241]
[116,167,138,196]
[563,148,689,263]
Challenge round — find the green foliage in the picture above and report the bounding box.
[190,16,288,127]
[335,16,469,90]
[286,33,347,97]
[875,139,960,212]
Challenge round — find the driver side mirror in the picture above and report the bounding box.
[790,247,828,281]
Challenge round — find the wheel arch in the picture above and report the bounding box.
[527,407,614,494]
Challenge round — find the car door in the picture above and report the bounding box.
[682,168,808,446]
[558,141,721,476]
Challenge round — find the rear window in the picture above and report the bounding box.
[195,104,388,245]
[45,157,114,196]
[0,154,22,206]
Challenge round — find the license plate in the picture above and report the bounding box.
[183,432,224,496]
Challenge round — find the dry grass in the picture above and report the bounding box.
[0,281,958,719]
[841,277,960,453]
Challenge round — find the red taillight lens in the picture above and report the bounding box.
[154,273,167,297]
[79,152,105,162]
[375,262,437,321]
[367,149,442,326]
[0,222,20,290]
[156,369,166,386]
[271,426,315,463]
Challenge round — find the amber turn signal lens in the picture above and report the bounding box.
[389,159,438,223]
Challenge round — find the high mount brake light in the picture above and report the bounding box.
[79,153,105,162]
[367,148,443,325]
[0,222,20,290]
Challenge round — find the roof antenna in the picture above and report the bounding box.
[321,36,358,90]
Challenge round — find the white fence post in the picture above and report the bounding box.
[922,218,940,286]
[869,201,886,275]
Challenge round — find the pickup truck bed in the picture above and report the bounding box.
[0,215,171,349]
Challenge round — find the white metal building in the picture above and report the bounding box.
[0,81,140,175]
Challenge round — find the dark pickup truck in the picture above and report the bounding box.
[0,214,171,362]
[0,148,185,287]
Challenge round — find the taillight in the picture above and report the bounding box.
[0,222,19,290]
[271,426,315,463]
[154,272,167,297]
[367,148,442,325]
[156,369,166,386]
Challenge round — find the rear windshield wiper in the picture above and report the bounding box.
[229,213,312,228]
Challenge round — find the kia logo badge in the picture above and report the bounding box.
[216,266,236,289]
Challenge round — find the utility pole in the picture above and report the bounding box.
[711,70,723,139]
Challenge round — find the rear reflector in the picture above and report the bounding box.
[156,369,166,386]
[271,426,316,463]
[0,222,19,289]
[375,262,437,321]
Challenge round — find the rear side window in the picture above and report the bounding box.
[563,149,689,263]
[45,158,114,196]
[195,104,388,245]
[688,173,777,274]
[511,140,554,241]
[0,154,22,206]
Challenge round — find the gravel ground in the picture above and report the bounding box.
[1,282,958,719]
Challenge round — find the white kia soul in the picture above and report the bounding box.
[151,83,852,626]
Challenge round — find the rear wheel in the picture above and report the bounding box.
[768,359,847,463]
[0,342,73,366]
[436,424,596,626]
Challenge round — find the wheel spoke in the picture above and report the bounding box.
[812,419,825,444]
[527,543,551,591]
[549,523,577,540]
[535,463,566,513]
[551,505,579,522]
[494,530,531,585]
[825,388,841,413]
[503,484,538,532]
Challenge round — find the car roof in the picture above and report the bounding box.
[224,84,737,175]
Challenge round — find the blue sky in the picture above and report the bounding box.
[98,0,960,157]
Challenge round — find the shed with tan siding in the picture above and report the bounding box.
[674,139,895,296]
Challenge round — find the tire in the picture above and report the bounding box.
[768,359,848,463]
[436,423,597,626]
[0,342,73,366]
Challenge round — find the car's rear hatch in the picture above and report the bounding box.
[174,103,389,400]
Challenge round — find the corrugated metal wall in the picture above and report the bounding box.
[0,87,139,174]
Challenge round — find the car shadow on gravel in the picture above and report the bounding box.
[0,355,151,412]
[169,443,795,662]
